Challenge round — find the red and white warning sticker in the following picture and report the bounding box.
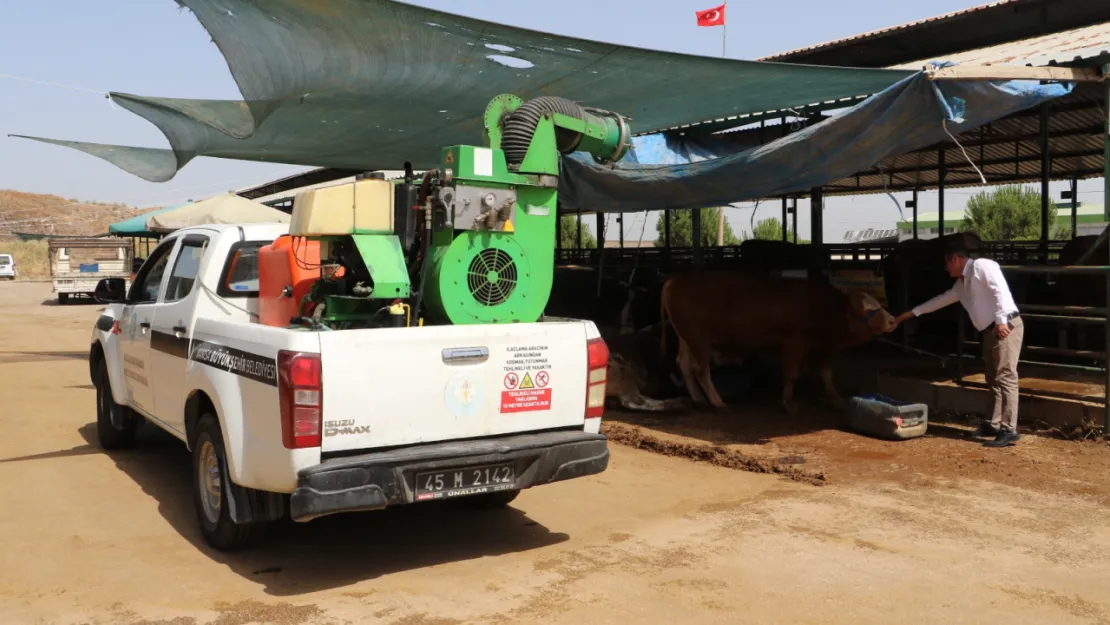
[500,388,552,413]
[501,345,554,413]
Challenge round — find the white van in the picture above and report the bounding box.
[0,254,16,280]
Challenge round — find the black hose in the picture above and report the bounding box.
[411,199,434,326]
[502,96,586,167]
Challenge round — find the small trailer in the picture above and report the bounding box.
[49,237,132,304]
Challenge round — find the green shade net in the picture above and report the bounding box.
[13,0,913,182]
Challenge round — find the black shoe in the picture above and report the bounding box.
[983,430,1021,448]
[974,422,1001,438]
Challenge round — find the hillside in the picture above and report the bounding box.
[0,190,146,238]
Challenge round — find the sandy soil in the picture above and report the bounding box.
[3,281,1110,625]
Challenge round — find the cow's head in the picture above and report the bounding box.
[846,291,898,336]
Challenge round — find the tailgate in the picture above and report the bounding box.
[317,322,590,453]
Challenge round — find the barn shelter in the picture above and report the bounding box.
[10,0,1110,425]
[9,0,1091,226]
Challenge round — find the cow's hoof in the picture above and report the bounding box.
[828,398,848,412]
[783,402,800,415]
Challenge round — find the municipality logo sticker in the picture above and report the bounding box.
[444,373,483,417]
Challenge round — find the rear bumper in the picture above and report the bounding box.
[289,430,609,522]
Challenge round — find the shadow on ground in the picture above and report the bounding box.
[34,422,570,596]
[0,350,89,365]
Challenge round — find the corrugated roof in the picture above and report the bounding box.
[761,1,1021,63]
[890,22,1110,70]
[843,228,899,242]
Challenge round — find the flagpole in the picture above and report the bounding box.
[721,2,728,58]
[716,2,728,247]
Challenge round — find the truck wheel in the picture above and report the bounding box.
[456,490,520,510]
[95,359,137,449]
[192,414,264,551]
[58,293,69,305]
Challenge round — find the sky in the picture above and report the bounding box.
[0,0,1104,241]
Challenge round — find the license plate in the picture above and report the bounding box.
[414,463,515,501]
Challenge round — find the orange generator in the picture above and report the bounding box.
[258,235,324,327]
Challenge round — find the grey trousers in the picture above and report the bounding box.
[982,317,1024,432]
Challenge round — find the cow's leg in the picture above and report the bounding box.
[818,362,847,411]
[689,342,728,409]
[781,340,805,415]
[676,339,708,404]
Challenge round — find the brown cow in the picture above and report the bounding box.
[660,271,898,413]
[1057,232,1107,307]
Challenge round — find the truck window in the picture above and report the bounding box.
[0,255,10,266]
[218,242,266,298]
[164,237,209,303]
[128,240,176,304]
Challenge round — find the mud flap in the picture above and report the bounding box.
[218,445,286,524]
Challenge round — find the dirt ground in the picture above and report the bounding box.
[4,281,1110,624]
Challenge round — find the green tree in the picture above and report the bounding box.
[745,217,809,243]
[559,215,597,249]
[961,185,1070,241]
[653,208,742,247]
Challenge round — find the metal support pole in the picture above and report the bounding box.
[781,198,788,241]
[810,188,824,246]
[618,215,624,248]
[1103,74,1110,433]
[664,209,672,265]
[912,188,919,239]
[957,311,966,385]
[1040,102,1051,262]
[692,209,703,266]
[596,212,605,250]
[938,149,946,238]
[575,208,582,250]
[1071,178,1079,239]
[556,214,563,252]
[792,198,798,244]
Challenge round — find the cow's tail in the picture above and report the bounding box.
[658,277,672,369]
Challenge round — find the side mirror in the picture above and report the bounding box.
[94,278,127,304]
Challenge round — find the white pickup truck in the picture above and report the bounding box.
[88,223,611,550]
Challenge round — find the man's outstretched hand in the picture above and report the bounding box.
[894,312,915,326]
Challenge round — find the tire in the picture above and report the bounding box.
[95,359,137,449]
[58,293,69,305]
[191,414,265,551]
[455,489,520,510]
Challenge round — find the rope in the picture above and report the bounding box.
[0,73,106,96]
[877,164,906,222]
[942,118,987,185]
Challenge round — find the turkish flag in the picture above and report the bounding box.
[696,4,726,27]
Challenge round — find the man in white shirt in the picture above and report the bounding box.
[894,242,1023,447]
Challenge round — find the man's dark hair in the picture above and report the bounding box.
[943,239,969,260]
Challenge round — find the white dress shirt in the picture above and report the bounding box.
[912,257,1019,332]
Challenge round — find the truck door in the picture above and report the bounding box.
[150,234,210,433]
[119,237,177,417]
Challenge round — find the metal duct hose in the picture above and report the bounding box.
[502,96,586,166]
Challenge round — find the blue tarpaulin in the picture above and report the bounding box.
[558,68,1073,213]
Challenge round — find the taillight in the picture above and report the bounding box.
[586,337,609,419]
[278,350,322,449]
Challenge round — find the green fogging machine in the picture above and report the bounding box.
[281,95,631,329]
